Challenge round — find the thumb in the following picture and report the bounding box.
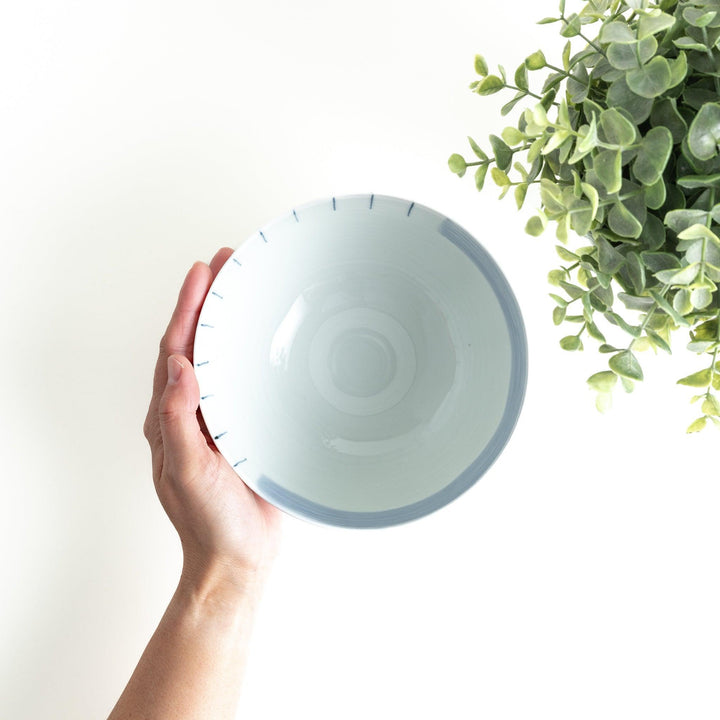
[158,354,209,475]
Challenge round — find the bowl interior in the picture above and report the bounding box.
[195,194,526,527]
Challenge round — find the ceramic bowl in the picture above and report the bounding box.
[194,194,527,528]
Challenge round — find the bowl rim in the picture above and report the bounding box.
[195,193,528,529]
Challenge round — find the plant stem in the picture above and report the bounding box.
[505,84,545,101]
[578,32,605,56]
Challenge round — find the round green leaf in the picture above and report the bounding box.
[607,76,653,124]
[525,50,546,70]
[633,126,673,185]
[609,350,644,380]
[626,56,672,98]
[594,148,622,194]
[448,154,467,177]
[608,201,644,238]
[474,54,489,76]
[587,370,618,392]
[599,20,636,44]
[607,35,657,70]
[637,9,676,38]
[526,215,546,236]
[687,102,720,161]
[560,335,583,351]
[476,75,505,96]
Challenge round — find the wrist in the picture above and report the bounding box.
[178,551,268,616]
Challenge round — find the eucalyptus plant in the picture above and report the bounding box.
[449,0,720,431]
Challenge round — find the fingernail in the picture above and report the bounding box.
[167,356,183,384]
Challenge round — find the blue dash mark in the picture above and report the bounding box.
[370,194,374,209]
[233,458,247,467]
[199,323,214,328]
[232,257,242,266]
[332,197,336,211]
[259,230,267,243]
[293,210,299,222]
[211,291,223,299]
[407,202,415,217]
[200,394,214,400]
[214,431,228,440]
[196,360,209,367]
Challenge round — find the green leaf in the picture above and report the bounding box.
[599,20,636,44]
[582,182,599,220]
[501,126,525,146]
[677,368,712,387]
[607,35,657,70]
[489,134,513,171]
[596,392,613,413]
[525,50,546,70]
[587,321,607,343]
[594,148,622,193]
[693,318,719,340]
[553,305,567,325]
[608,201,644,238]
[549,293,568,307]
[468,137,488,160]
[683,6,717,27]
[655,262,700,285]
[633,126,673,185]
[562,40,571,72]
[691,286,713,309]
[491,167,510,187]
[501,93,525,116]
[626,56,672,98]
[476,75,505,96]
[599,108,637,147]
[667,51,687,89]
[514,183,528,209]
[673,36,708,52]
[555,245,579,262]
[561,13,582,37]
[595,234,626,274]
[702,394,720,416]
[637,9,676,38]
[587,370,618,392]
[475,164,489,191]
[643,177,666,209]
[474,54,489,76]
[664,210,710,234]
[626,251,646,293]
[607,76,654,124]
[647,329,672,353]
[609,350,643,380]
[677,173,720,190]
[514,63,529,91]
[604,310,641,337]
[688,103,720,161]
[448,154,467,177]
[599,343,623,353]
[526,215,546,236]
[650,288,691,326]
[650,97,687,144]
[677,223,720,251]
[686,416,708,433]
[560,335,583,351]
[538,16,560,25]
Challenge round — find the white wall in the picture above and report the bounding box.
[1,1,718,718]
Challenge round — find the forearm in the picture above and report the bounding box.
[107,558,265,720]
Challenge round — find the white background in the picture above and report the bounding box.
[1,1,718,718]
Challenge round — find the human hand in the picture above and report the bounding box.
[143,248,282,600]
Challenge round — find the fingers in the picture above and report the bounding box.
[157,354,210,478]
[209,247,234,277]
[145,248,234,450]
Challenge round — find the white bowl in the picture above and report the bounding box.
[194,194,527,528]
